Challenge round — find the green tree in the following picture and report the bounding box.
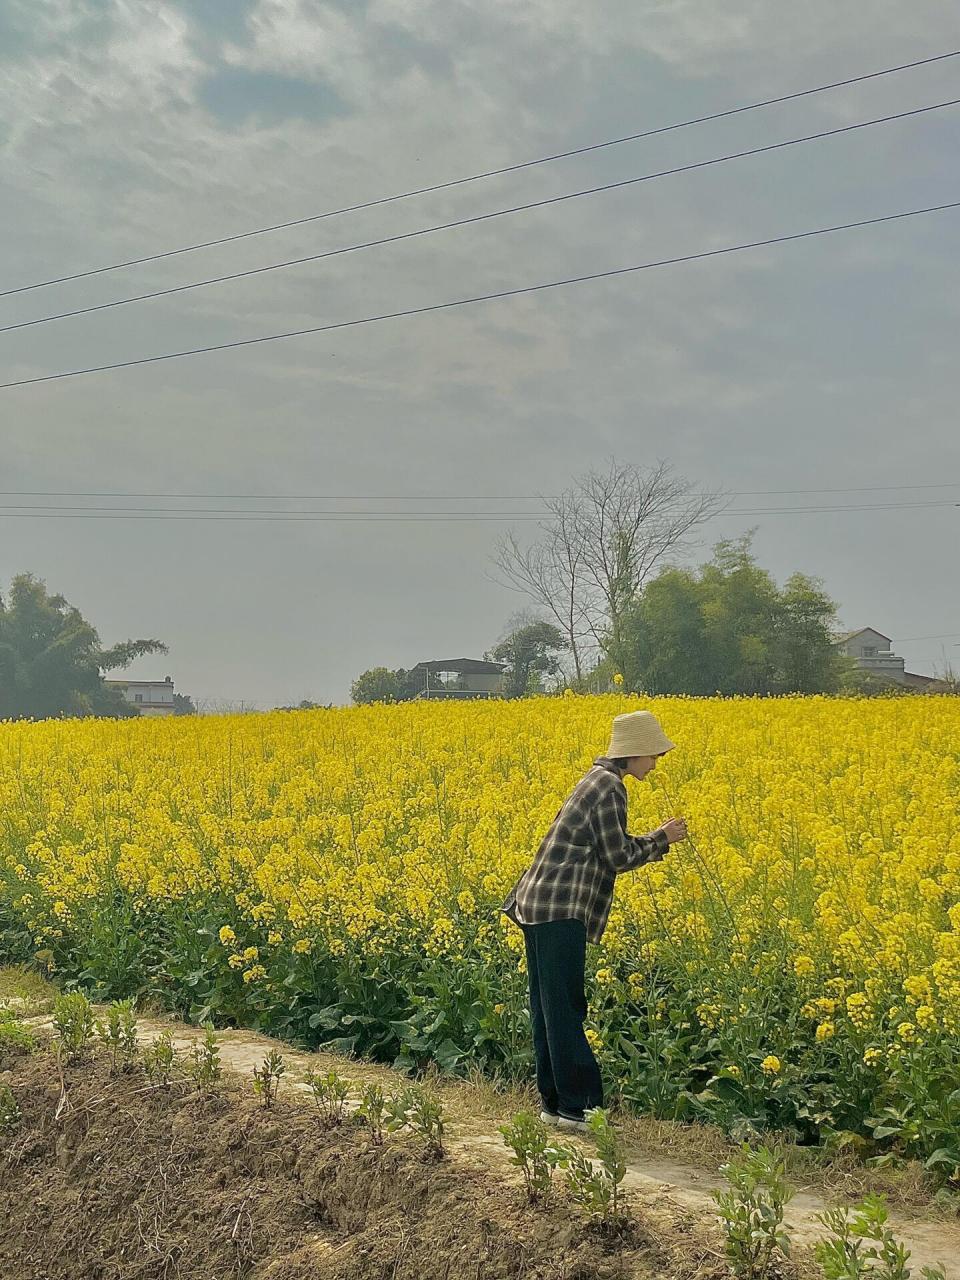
[351,667,403,705]
[490,619,568,698]
[775,572,845,693]
[698,534,783,695]
[620,568,710,695]
[621,534,844,695]
[172,692,196,715]
[0,573,167,720]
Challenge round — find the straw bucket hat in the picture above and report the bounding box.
[606,711,675,759]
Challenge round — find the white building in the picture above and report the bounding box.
[104,675,177,717]
[833,629,937,690]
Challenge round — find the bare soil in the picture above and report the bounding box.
[2,1046,730,1280]
[1,973,958,1279]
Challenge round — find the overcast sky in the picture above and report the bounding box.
[2,0,959,707]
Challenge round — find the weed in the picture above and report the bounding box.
[52,991,95,1062]
[0,1008,37,1055]
[304,1068,350,1126]
[252,1049,286,1108]
[357,1082,386,1144]
[405,1083,445,1157]
[382,1084,445,1156]
[95,998,139,1074]
[815,1193,946,1280]
[186,1025,222,1097]
[712,1142,793,1280]
[0,1084,20,1134]
[143,1030,178,1087]
[499,1110,565,1203]
[557,1109,628,1225]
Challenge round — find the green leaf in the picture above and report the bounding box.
[316,1035,357,1057]
[871,1124,902,1140]
[923,1148,960,1172]
[434,1038,466,1072]
[308,1005,343,1031]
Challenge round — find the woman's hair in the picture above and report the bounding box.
[610,756,630,769]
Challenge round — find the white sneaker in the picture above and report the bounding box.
[557,1114,590,1134]
[540,1110,561,1126]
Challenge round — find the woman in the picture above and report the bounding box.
[501,710,688,1131]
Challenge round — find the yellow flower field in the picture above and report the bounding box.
[1,696,958,1163]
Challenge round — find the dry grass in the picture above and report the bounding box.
[0,965,57,1017]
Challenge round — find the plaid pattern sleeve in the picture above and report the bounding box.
[591,783,669,873]
[501,758,669,943]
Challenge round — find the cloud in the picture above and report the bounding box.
[197,65,349,126]
[1,0,958,703]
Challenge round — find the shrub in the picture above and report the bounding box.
[143,1030,178,1087]
[712,1143,793,1280]
[815,1193,946,1280]
[52,992,95,1062]
[252,1049,286,1108]
[499,1110,565,1203]
[558,1109,628,1225]
[305,1068,350,1126]
[95,999,139,1074]
[186,1025,222,1096]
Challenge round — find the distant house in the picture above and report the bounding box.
[832,629,939,690]
[104,675,177,717]
[408,658,506,700]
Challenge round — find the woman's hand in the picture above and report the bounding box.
[662,817,688,845]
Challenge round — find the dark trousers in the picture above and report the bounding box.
[522,918,604,1119]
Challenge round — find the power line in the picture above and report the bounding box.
[0,491,550,499]
[4,198,958,392]
[2,47,957,300]
[0,509,555,519]
[729,481,960,494]
[0,504,549,515]
[6,96,959,336]
[716,500,959,513]
[0,481,957,500]
[0,499,954,521]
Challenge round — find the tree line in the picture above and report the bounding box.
[0,574,194,720]
[352,458,949,703]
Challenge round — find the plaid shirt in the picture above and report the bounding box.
[501,757,669,943]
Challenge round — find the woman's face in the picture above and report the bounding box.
[625,754,658,781]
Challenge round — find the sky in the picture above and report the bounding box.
[2,0,959,708]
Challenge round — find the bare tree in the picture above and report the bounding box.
[578,460,727,672]
[490,459,728,679]
[491,491,598,681]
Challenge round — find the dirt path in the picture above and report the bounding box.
[23,1010,960,1279]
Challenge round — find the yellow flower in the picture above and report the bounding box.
[493,1003,506,1016]
[815,1021,835,1042]
[242,964,267,983]
[585,1029,602,1049]
[863,1047,883,1067]
[761,1056,781,1075]
[613,673,624,687]
[727,1064,742,1079]
[2,686,958,1138]
[456,890,476,914]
